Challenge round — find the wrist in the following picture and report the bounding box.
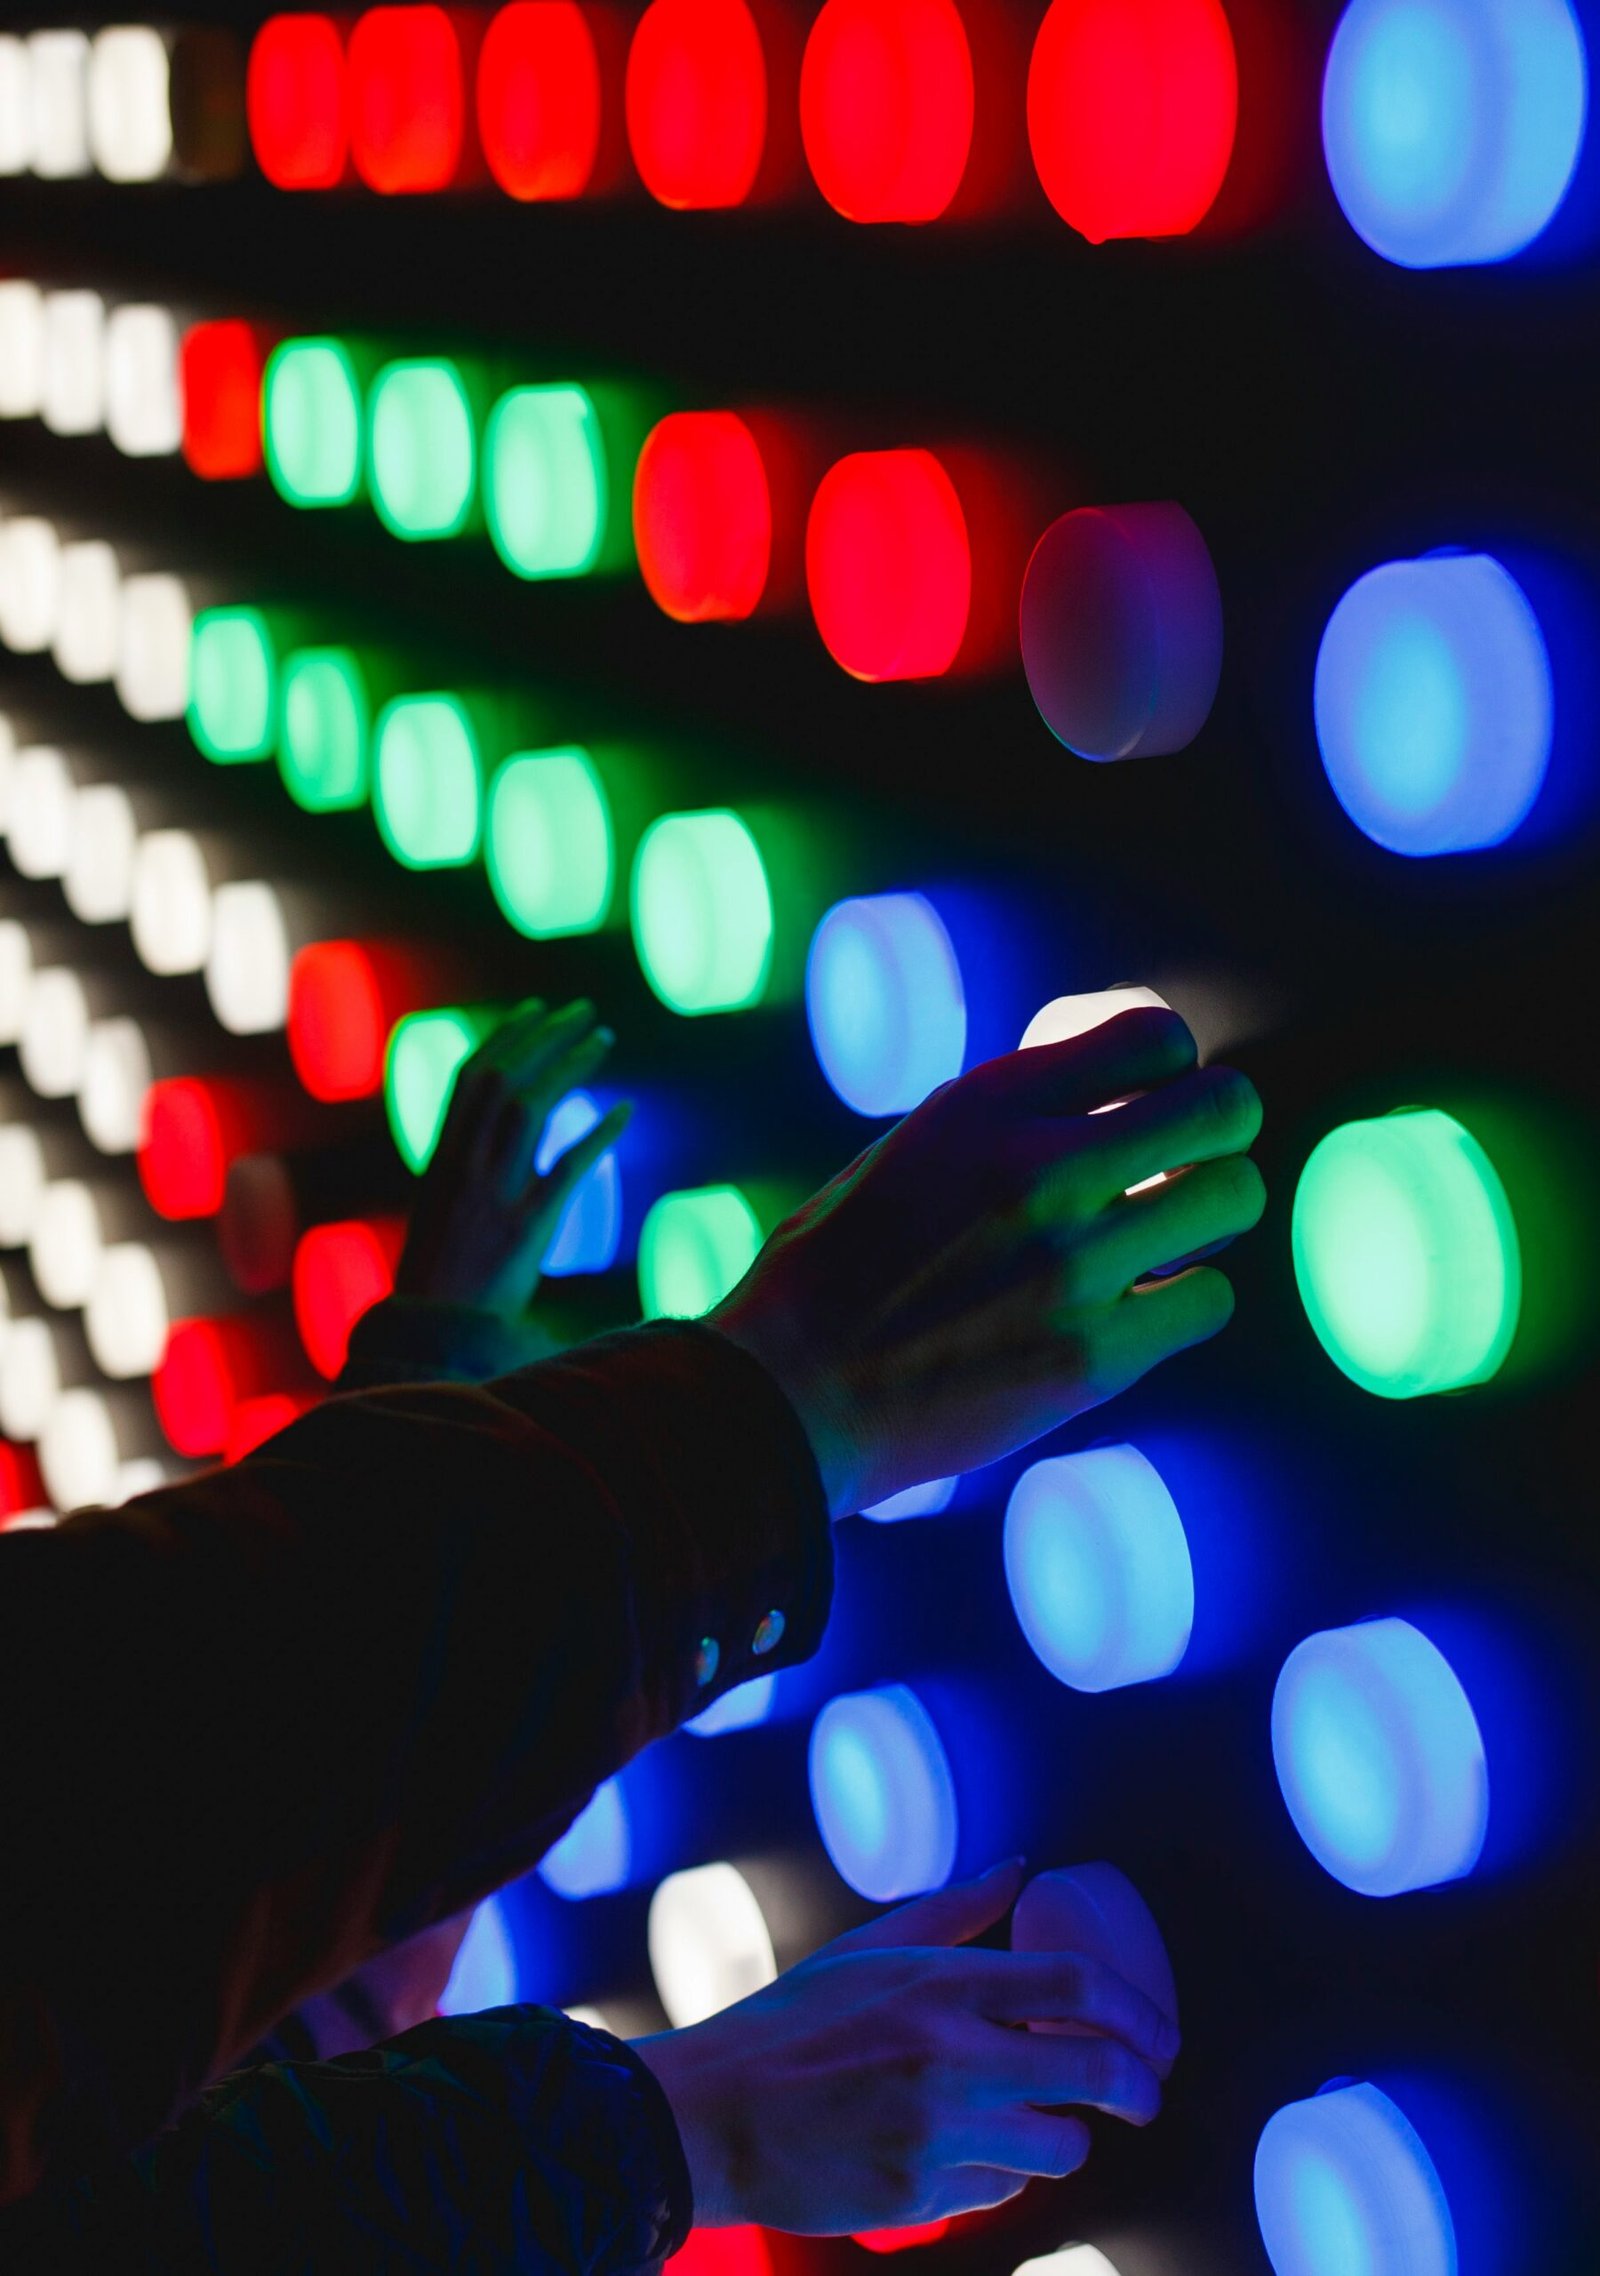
[629,2027,740,2228]
[706,1302,861,1521]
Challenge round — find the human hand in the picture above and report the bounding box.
[711,1009,1264,1517]
[395,998,631,1317]
[631,1858,1179,2235]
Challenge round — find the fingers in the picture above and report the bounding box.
[1084,1266,1236,1399]
[830,1857,1026,1955]
[948,1009,1197,1122]
[1086,1154,1266,1297]
[957,2114,1093,2179]
[953,1950,1180,2074]
[1068,1063,1263,1202]
[479,1017,617,1198]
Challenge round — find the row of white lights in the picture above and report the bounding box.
[0,25,203,185]
[0,279,188,455]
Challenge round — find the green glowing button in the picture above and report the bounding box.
[631,809,773,1015]
[639,1185,761,1319]
[485,384,607,579]
[368,359,477,540]
[373,693,485,869]
[1292,1106,1521,1399]
[487,747,613,938]
[279,647,371,812]
[264,338,364,508]
[386,1005,496,1174]
[189,606,278,762]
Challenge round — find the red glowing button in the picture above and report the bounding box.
[1027,0,1236,242]
[180,320,276,480]
[670,2231,774,2276]
[225,1389,318,1463]
[139,1078,315,1222]
[293,1217,405,1378]
[627,0,769,209]
[153,1316,302,1459]
[248,13,350,189]
[807,448,971,681]
[288,940,452,1103]
[801,0,973,222]
[478,0,603,199]
[853,2224,954,2253]
[1,1441,47,1520]
[634,413,773,623]
[348,5,480,193]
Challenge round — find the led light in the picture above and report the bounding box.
[219,1155,303,1296]
[536,1090,623,1274]
[206,882,304,1035]
[638,1187,761,1318]
[1324,0,1586,268]
[181,319,273,480]
[30,1179,104,1309]
[79,1017,152,1154]
[674,2228,778,2275]
[0,1316,76,1444]
[439,1896,519,2015]
[1027,0,1237,240]
[369,359,479,539]
[151,1317,262,1457]
[28,30,92,179]
[129,830,220,976]
[348,5,475,192]
[248,13,349,189]
[647,1862,777,2025]
[5,745,75,881]
[0,38,29,175]
[538,1776,631,1897]
[0,1125,50,1244]
[40,289,107,435]
[477,0,604,199]
[484,385,608,579]
[87,26,174,182]
[54,541,122,684]
[280,647,375,811]
[103,304,182,456]
[1012,2252,1123,2276]
[806,892,966,1116]
[20,969,96,1099]
[807,450,971,681]
[0,919,32,1046]
[0,280,45,415]
[1292,1108,1520,1398]
[1272,1616,1489,1898]
[373,694,485,869]
[84,1242,159,1376]
[626,0,770,208]
[116,574,194,721]
[289,940,445,1102]
[633,412,773,623]
[225,1390,316,1462]
[809,1683,958,1901]
[139,1076,303,1221]
[0,717,13,835]
[854,2225,954,2255]
[0,1442,47,1524]
[292,1217,405,1378]
[801,0,974,222]
[39,1387,143,1513]
[862,1477,958,1521]
[1255,2080,1457,2276]
[631,811,774,1015]
[1021,503,1224,760]
[188,607,285,763]
[385,1006,496,1172]
[0,516,62,654]
[1021,985,1170,1049]
[1313,553,1552,856]
[685,1675,777,1737]
[264,337,366,508]
[1004,1446,1194,1693]
[486,748,613,937]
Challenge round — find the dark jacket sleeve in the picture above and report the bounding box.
[0,1320,830,2212]
[6,2011,693,2276]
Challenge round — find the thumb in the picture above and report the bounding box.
[830,1857,1027,1954]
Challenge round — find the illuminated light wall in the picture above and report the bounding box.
[2,4,1596,2269]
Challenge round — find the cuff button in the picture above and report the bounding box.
[694,1636,720,1688]
[751,1609,785,1656]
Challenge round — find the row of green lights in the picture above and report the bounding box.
[261,338,648,580]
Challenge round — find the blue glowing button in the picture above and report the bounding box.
[1255,2080,1457,2276]
[1003,1446,1194,1694]
[685,1675,777,1737]
[536,1089,623,1275]
[1322,0,1587,268]
[809,1683,958,1902]
[1314,552,1553,856]
[806,891,967,1118]
[862,1477,959,1523]
[538,1775,631,1897]
[438,1895,519,2015]
[1272,1617,1489,1897]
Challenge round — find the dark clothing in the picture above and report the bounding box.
[0,1320,831,2269]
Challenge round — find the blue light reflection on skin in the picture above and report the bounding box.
[808,1683,959,1901]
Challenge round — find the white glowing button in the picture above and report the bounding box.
[87,26,174,182]
[64,786,139,924]
[206,883,295,1035]
[19,968,94,1099]
[29,1179,102,1310]
[0,919,33,1045]
[5,746,75,880]
[0,517,62,653]
[0,1125,47,1244]
[39,1388,122,1512]
[2,1511,56,1531]
[116,574,193,721]
[104,304,182,456]
[130,830,215,975]
[0,37,30,174]
[563,2005,615,2032]
[54,540,123,683]
[1020,985,1172,1050]
[41,290,107,435]
[79,1017,152,1155]
[647,1863,778,2028]
[0,280,46,414]
[28,31,91,178]
[86,1241,167,1377]
[0,713,14,833]
[1012,2251,1124,2276]
[0,1315,67,1441]
[110,1455,171,1504]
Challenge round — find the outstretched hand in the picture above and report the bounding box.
[395,998,632,1317]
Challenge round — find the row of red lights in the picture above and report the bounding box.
[249,0,1239,238]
